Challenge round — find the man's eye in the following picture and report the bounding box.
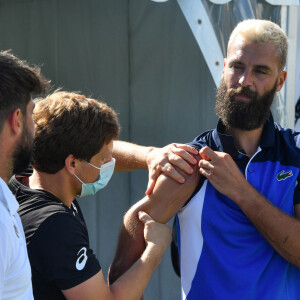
[231,64,243,70]
[256,69,267,75]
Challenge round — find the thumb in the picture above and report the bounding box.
[199,150,211,161]
[146,179,155,196]
[138,211,153,224]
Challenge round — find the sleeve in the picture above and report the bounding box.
[186,130,211,151]
[29,213,101,290]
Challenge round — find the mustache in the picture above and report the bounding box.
[227,86,258,99]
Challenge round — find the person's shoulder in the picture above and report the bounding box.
[29,211,86,251]
[9,175,66,215]
[187,129,215,150]
[36,212,80,234]
[16,187,74,243]
[274,122,300,150]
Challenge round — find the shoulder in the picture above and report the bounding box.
[274,123,300,150]
[16,188,78,245]
[28,212,89,264]
[272,123,300,167]
[187,129,215,151]
[30,210,85,243]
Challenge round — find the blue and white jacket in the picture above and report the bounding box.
[177,114,300,300]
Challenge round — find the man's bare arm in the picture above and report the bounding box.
[113,141,198,194]
[108,157,200,284]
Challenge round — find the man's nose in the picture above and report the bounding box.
[238,69,253,87]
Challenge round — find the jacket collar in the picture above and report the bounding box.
[212,113,275,157]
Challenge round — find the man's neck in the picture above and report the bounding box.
[227,126,264,158]
[29,169,75,207]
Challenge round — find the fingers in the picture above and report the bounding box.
[145,179,155,196]
[171,144,198,163]
[199,167,211,177]
[198,158,213,177]
[160,162,187,183]
[199,146,218,161]
[168,149,196,175]
[146,143,199,194]
[199,159,214,170]
[139,211,172,253]
[138,211,153,224]
[164,144,198,180]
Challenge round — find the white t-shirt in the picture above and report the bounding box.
[0,177,33,300]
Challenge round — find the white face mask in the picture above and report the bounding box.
[74,158,115,197]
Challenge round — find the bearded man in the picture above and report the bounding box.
[0,50,48,299]
[109,19,300,300]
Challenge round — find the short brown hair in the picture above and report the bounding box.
[31,91,120,174]
[0,50,48,130]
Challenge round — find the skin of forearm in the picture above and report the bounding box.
[113,141,155,172]
[233,185,300,268]
[109,244,163,300]
[109,164,200,284]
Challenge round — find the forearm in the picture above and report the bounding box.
[109,199,147,284]
[113,141,155,171]
[109,197,166,284]
[109,165,200,283]
[234,186,300,267]
[110,244,162,300]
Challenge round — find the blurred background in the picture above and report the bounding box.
[1,0,299,298]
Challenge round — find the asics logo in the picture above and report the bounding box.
[76,247,88,270]
[276,170,293,181]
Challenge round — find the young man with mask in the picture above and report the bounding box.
[9,91,174,300]
[0,50,47,299]
[109,19,300,300]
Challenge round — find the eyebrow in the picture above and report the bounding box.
[254,64,272,71]
[229,59,272,71]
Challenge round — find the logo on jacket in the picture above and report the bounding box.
[276,170,293,181]
[76,247,88,270]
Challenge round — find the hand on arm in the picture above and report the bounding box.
[199,146,300,268]
[108,157,201,286]
[113,141,198,195]
[63,212,171,300]
[145,143,198,195]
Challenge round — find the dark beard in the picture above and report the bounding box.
[215,79,277,130]
[12,122,33,175]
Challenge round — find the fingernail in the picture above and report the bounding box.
[180,178,185,183]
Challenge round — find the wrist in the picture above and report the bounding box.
[145,146,157,167]
[141,243,164,269]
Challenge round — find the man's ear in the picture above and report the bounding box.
[7,109,23,136]
[276,70,287,92]
[65,154,77,176]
